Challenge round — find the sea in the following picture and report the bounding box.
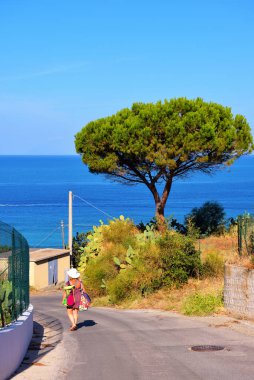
[0,155,253,248]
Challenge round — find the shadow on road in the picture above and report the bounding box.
[77,319,97,329]
[12,312,63,377]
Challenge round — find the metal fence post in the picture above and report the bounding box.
[11,228,17,320]
[238,216,242,256]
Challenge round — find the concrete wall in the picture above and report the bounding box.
[34,259,48,289]
[224,264,254,317]
[58,254,70,283]
[29,261,35,287]
[0,304,33,380]
[30,253,70,289]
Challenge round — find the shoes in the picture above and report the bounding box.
[69,325,77,331]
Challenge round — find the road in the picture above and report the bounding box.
[12,291,254,380]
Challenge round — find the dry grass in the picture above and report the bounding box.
[226,255,254,269]
[198,234,238,262]
[119,277,223,313]
[92,295,111,307]
[199,234,254,269]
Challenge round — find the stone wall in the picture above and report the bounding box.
[224,264,254,317]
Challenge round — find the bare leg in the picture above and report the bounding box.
[73,309,79,326]
[67,309,75,329]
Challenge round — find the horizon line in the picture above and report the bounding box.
[0,154,79,157]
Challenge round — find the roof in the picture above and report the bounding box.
[29,248,70,263]
[0,251,11,259]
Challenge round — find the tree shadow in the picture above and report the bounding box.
[77,319,97,329]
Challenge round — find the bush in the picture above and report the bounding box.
[108,242,163,303]
[109,231,201,302]
[108,269,137,304]
[83,252,118,297]
[0,280,12,327]
[78,223,105,273]
[202,252,224,277]
[182,292,223,316]
[102,216,136,247]
[72,232,88,268]
[157,232,202,287]
[78,217,202,305]
[185,201,226,236]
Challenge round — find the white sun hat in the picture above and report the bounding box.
[67,268,80,279]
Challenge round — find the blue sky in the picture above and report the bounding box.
[0,0,253,154]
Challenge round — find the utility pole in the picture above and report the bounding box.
[61,220,65,249]
[68,191,73,266]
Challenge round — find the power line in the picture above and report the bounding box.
[34,225,61,247]
[73,194,114,219]
[33,193,114,247]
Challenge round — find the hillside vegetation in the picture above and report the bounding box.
[77,217,237,316]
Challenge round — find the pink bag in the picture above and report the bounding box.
[67,292,75,307]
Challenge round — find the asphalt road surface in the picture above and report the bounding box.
[13,292,254,380]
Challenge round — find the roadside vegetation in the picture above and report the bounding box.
[77,216,201,302]
[75,203,246,317]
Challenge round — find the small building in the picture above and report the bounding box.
[29,248,70,289]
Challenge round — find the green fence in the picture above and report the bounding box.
[0,221,29,328]
[237,214,254,256]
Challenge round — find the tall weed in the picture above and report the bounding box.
[202,252,224,277]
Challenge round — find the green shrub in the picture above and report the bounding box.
[102,216,136,247]
[183,292,223,316]
[157,232,202,287]
[108,269,136,303]
[135,243,164,292]
[108,243,162,303]
[72,232,88,268]
[79,218,203,305]
[78,223,105,273]
[202,252,224,277]
[185,201,226,236]
[0,280,13,327]
[78,217,137,273]
[83,253,118,297]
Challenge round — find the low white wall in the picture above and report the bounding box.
[0,304,33,380]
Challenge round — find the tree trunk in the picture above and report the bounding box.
[155,202,167,232]
[150,176,173,233]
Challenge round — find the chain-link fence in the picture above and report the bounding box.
[237,214,254,256]
[0,221,29,328]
